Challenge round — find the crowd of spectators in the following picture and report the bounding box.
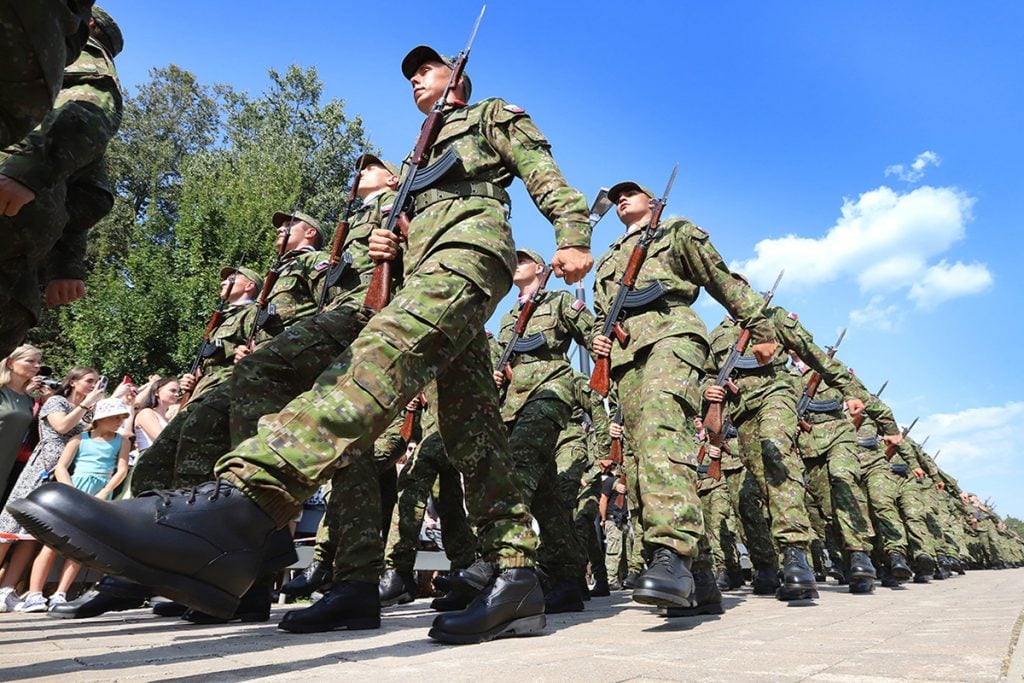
[0,345,175,612]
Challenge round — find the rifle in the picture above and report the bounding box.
[589,165,678,397]
[180,264,243,406]
[851,378,887,429]
[494,265,554,384]
[698,414,737,482]
[702,269,784,437]
[918,435,930,449]
[316,144,368,314]
[399,391,427,441]
[886,416,918,461]
[247,241,288,346]
[609,404,626,508]
[796,327,846,432]
[932,448,941,463]
[363,7,485,312]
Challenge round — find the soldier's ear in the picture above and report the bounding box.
[386,174,399,189]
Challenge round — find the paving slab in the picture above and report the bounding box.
[2,568,1023,682]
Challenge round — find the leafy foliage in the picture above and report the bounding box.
[29,65,364,377]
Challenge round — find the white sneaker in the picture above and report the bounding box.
[48,592,67,609]
[14,591,48,613]
[0,587,18,613]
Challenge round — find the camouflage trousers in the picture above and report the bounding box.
[506,397,583,580]
[800,418,874,553]
[554,437,588,520]
[383,430,477,574]
[730,376,814,550]
[622,450,647,574]
[614,336,705,558]
[215,255,537,569]
[698,474,741,576]
[0,273,40,359]
[131,304,372,495]
[574,468,606,583]
[858,455,909,557]
[724,464,777,569]
[891,474,936,560]
[802,454,842,568]
[603,518,630,583]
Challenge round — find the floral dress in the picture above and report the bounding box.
[0,395,91,538]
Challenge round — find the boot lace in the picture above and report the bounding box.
[144,479,234,507]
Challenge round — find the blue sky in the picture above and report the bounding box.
[102,1,1024,518]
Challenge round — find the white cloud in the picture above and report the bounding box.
[913,403,1024,500]
[886,150,941,183]
[731,185,975,291]
[907,260,993,309]
[848,295,902,331]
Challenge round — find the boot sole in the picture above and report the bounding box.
[890,567,913,582]
[659,601,724,617]
[848,569,877,580]
[428,613,546,644]
[632,587,692,608]
[47,598,146,619]
[380,592,415,608]
[544,601,584,614]
[10,499,245,620]
[776,586,819,601]
[278,616,381,633]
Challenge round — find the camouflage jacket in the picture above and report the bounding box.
[405,98,590,296]
[553,372,612,463]
[496,289,593,419]
[330,188,400,311]
[193,301,258,399]
[593,217,773,374]
[253,246,336,343]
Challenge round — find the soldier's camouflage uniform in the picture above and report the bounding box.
[592,217,773,558]
[382,402,477,575]
[130,244,342,494]
[696,431,742,580]
[0,33,122,356]
[495,288,594,580]
[0,0,93,148]
[213,97,592,572]
[130,300,258,493]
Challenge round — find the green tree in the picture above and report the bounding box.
[29,64,364,379]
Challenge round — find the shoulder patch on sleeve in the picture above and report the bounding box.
[788,312,799,320]
[314,260,330,272]
[571,299,585,312]
[504,104,525,114]
[381,203,394,214]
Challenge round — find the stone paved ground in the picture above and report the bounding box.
[3,568,1023,682]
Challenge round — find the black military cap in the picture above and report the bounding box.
[401,45,472,100]
[91,6,123,57]
[607,181,655,204]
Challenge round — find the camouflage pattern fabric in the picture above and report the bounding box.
[574,460,607,584]
[698,469,741,578]
[854,415,909,557]
[0,0,93,147]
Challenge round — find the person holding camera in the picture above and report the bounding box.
[0,366,103,612]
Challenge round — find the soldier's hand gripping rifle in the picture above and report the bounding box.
[885,416,918,461]
[494,265,554,385]
[589,165,678,397]
[363,7,485,312]
[180,264,243,406]
[399,391,428,441]
[796,327,846,432]
[701,269,784,442]
[316,147,367,315]
[851,379,887,430]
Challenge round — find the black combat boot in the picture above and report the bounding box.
[446,558,496,597]
[913,553,935,583]
[715,568,732,591]
[281,559,333,598]
[848,551,877,580]
[48,576,153,619]
[777,547,818,601]
[152,599,189,617]
[888,552,913,582]
[622,571,640,590]
[589,577,611,598]
[632,547,694,608]
[428,568,546,644]
[278,580,381,633]
[378,568,417,607]
[430,589,474,612]
[544,578,585,614]
[751,567,781,595]
[661,568,724,617]
[878,566,900,589]
[849,577,875,594]
[578,576,592,601]
[182,581,273,624]
[7,480,295,620]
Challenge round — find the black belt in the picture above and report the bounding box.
[413,180,510,213]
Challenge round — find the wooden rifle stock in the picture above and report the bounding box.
[798,372,822,432]
[364,212,410,312]
[494,267,554,384]
[399,392,427,441]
